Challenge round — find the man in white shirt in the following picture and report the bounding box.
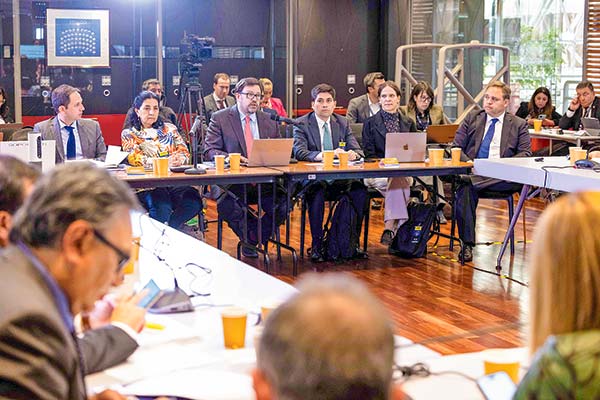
[346,72,385,123]
[33,84,107,164]
[203,72,236,122]
[452,81,531,262]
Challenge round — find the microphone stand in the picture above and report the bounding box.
[185,115,207,175]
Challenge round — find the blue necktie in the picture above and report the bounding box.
[477,118,498,159]
[65,125,76,160]
[322,123,333,151]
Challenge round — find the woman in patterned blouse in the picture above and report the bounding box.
[121,91,201,232]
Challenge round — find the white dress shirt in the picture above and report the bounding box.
[485,112,505,159]
[315,116,332,161]
[59,119,83,159]
[368,97,381,117]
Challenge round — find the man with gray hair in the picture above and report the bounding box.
[0,162,140,400]
[253,273,407,400]
[346,72,386,123]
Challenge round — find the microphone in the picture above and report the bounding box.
[184,116,207,175]
[269,112,305,126]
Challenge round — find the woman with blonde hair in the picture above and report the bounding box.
[514,191,600,398]
[259,77,287,117]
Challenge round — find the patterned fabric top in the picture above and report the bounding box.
[121,122,189,168]
[381,110,401,133]
[415,110,431,131]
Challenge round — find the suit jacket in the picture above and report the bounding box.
[203,105,279,160]
[452,109,531,161]
[361,111,417,159]
[79,325,138,375]
[203,94,236,123]
[399,104,450,128]
[122,105,180,131]
[293,112,364,161]
[558,96,600,131]
[346,94,372,123]
[33,117,107,164]
[0,245,85,399]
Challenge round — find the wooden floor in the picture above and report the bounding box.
[202,196,545,356]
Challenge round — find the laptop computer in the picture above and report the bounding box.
[581,117,600,136]
[247,138,294,167]
[426,124,459,143]
[384,132,427,162]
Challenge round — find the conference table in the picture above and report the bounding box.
[528,128,600,153]
[474,156,600,268]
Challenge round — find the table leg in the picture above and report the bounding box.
[496,184,530,270]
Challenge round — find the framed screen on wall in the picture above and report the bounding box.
[46,9,109,67]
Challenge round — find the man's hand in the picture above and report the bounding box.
[89,389,126,400]
[569,96,581,111]
[110,290,147,333]
[346,149,359,161]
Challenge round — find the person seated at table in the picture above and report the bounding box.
[346,72,386,123]
[293,83,367,262]
[253,273,408,400]
[400,81,450,131]
[122,78,179,131]
[452,81,530,262]
[362,81,417,245]
[559,80,600,131]
[515,86,561,128]
[0,86,13,124]
[203,72,236,123]
[204,77,287,258]
[514,192,600,399]
[259,78,287,118]
[400,81,450,224]
[122,91,201,234]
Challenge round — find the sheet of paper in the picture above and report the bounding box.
[105,145,129,166]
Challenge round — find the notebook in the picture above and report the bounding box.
[384,132,427,162]
[246,138,294,167]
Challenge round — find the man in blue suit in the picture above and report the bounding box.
[293,84,367,262]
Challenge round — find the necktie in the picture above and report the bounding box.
[217,99,224,110]
[244,115,253,157]
[477,118,498,159]
[65,125,76,160]
[322,122,333,150]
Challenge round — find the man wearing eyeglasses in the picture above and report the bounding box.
[204,77,285,258]
[452,81,530,262]
[0,162,142,399]
[559,80,600,131]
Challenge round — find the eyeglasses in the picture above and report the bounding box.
[417,96,432,103]
[93,229,131,272]
[239,92,263,101]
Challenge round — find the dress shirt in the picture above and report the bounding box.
[565,106,591,120]
[213,93,227,109]
[238,106,260,139]
[368,97,381,117]
[485,112,505,159]
[59,119,83,159]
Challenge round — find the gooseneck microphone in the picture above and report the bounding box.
[269,112,305,126]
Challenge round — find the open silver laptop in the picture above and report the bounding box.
[581,117,600,136]
[247,138,294,167]
[384,132,427,162]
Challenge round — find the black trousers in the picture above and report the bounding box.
[303,180,368,250]
[455,175,522,246]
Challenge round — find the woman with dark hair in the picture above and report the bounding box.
[362,81,417,244]
[400,81,449,131]
[515,86,561,127]
[0,87,13,124]
[121,91,201,234]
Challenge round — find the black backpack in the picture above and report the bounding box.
[321,194,361,261]
[389,201,437,258]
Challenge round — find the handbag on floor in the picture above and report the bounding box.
[389,201,436,258]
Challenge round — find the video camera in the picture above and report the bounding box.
[179,33,215,79]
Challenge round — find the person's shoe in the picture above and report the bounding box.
[353,248,369,259]
[436,210,447,225]
[371,199,383,210]
[380,229,395,245]
[181,224,205,241]
[310,248,325,263]
[459,245,473,262]
[242,246,259,258]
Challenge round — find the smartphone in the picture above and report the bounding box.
[538,114,546,120]
[138,279,163,309]
[476,372,517,400]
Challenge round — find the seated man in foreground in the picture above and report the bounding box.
[0,162,141,399]
[452,81,531,262]
[253,273,408,400]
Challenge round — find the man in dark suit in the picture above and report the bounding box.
[122,78,179,130]
[204,77,285,257]
[559,80,600,131]
[452,81,531,262]
[0,162,140,399]
[203,72,236,123]
[346,72,385,123]
[33,84,107,164]
[0,154,145,376]
[293,83,368,262]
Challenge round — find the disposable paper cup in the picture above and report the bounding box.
[323,151,335,168]
[215,155,225,173]
[482,348,521,383]
[569,146,583,165]
[153,158,169,177]
[338,151,349,168]
[533,119,542,132]
[229,153,241,172]
[574,149,588,163]
[221,307,247,349]
[260,300,281,324]
[121,236,140,275]
[429,148,444,166]
[451,147,462,166]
